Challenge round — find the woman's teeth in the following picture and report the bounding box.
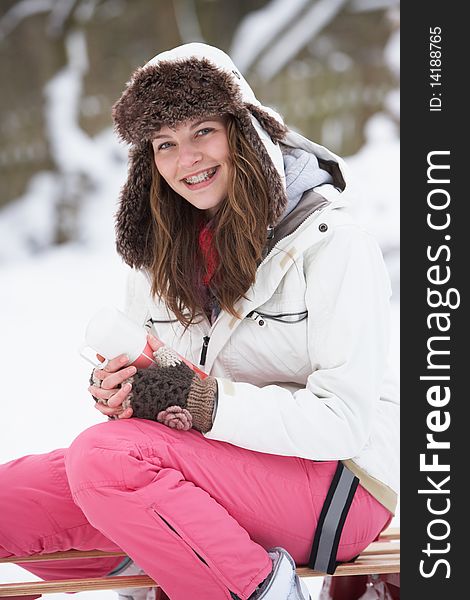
[183,167,217,185]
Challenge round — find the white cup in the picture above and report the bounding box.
[79,307,158,368]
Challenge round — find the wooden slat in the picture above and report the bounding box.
[378,527,400,541]
[361,541,399,556]
[0,575,157,597]
[297,557,400,578]
[0,543,399,565]
[0,556,401,597]
[0,550,126,564]
[0,555,401,597]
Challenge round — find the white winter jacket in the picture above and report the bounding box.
[123,131,399,514]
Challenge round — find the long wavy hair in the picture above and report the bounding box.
[148,114,271,327]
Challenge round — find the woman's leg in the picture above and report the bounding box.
[0,449,124,600]
[65,419,391,600]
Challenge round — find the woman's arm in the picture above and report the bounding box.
[205,225,392,460]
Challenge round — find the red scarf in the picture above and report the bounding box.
[198,221,219,287]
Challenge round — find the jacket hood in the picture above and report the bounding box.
[281,145,334,219]
[263,130,348,255]
[113,43,290,269]
[282,129,348,193]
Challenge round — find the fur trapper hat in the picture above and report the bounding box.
[113,43,288,269]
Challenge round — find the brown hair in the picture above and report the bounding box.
[148,115,271,327]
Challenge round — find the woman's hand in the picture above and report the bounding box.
[89,354,136,419]
[126,338,217,432]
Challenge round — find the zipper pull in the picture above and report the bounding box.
[248,311,266,327]
[200,336,210,366]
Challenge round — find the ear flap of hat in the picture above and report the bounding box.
[115,143,154,269]
[246,104,287,144]
[239,105,288,225]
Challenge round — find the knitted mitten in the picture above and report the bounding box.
[123,347,217,433]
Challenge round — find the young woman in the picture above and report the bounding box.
[0,43,399,600]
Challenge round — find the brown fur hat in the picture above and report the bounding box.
[112,43,288,269]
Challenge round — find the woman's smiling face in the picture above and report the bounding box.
[151,116,230,217]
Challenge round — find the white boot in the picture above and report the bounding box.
[251,547,311,600]
[113,559,156,600]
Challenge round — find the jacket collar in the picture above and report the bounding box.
[262,189,330,260]
[261,128,347,260]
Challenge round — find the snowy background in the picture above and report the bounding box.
[0,1,399,598]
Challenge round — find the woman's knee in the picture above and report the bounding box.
[66,421,126,488]
[65,420,167,495]
[68,421,115,459]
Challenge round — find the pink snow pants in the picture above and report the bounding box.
[0,419,392,600]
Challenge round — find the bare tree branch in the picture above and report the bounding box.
[255,0,348,81]
[173,0,204,44]
[230,0,311,73]
[350,0,399,12]
[46,0,77,36]
[0,0,55,40]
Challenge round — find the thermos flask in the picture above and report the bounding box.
[80,306,207,378]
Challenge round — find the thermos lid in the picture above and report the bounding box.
[84,306,147,363]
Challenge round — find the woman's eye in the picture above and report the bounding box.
[197,127,213,137]
[158,142,173,151]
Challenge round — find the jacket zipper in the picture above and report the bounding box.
[148,317,211,368]
[148,317,179,324]
[247,310,308,324]
[199,335,210,366]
